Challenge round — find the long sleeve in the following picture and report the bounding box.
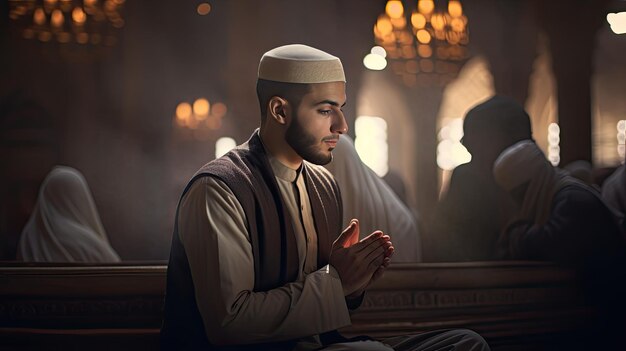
[504,186,623,266]
[178,176,351,346]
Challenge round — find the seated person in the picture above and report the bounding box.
[17,166,121,263]
[494,140,626,349]
[162,44,488,351]
[325,135,421,262]
[493,140,624,267]
[427,96,530,261]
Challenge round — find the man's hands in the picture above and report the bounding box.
[329,219,394,297]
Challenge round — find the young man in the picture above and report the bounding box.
[162,44,489,351]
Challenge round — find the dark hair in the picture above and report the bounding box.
[256,79,311,121]
[463,95,532,144]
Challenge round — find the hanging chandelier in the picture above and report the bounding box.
[371,0,470,87]
[8,0,125,46]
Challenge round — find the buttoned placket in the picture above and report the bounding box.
[294,171,318,275]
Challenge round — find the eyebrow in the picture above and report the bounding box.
[314,99,347,108]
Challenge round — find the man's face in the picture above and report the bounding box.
[285,81,347,165]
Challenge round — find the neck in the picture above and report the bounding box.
[259,125,302,170]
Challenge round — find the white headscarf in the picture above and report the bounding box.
[17,166,121,263]
[325,135,421,262]
[493,140,578,226]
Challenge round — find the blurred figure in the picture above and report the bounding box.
[17,166,121,263]
[325,135,421,262]
[427,96,531,261]
[494,140,626,348]
[493,140,624,264]
[602,164,626,217]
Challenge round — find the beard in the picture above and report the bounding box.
[285,114,333,166]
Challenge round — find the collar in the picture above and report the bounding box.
[256,130,301,183]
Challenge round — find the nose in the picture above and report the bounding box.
[331,110,348,135]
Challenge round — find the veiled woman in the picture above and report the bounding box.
[17,166,121,263]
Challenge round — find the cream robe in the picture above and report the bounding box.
[17,166,121,263]
[177,152,489,351]
[178,155,353,348]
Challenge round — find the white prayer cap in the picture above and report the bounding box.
[258,44,345,84]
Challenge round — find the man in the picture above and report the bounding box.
[427,96,530,261]
[162,44,489,350]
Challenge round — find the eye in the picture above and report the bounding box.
[318,109,332,116]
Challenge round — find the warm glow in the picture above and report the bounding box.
[14,6,28,16]
[448,0,463,17]
[104,0,116,12]
[51,9,64,28]
[371,46,387,58]
[197,3,211,16]
[215,137,237,159]
[193,98,210,117]
[417,44,432,58]
[391,17,407,29]
[211,102,227,118]
[418,0,435,15]
[607,12,626,34]
[401,45,416,59]
[385,0,404,19]
[373,23,382,38]
[450,17,465,32]
[355,116,389,177]
[416,29,431,44]
[72,7,86,24]
[34,8,46,26]
[398,30,413,45]
[446,31,461,44]
[176,102,192,122]
[376,15,393,35]
[363,53,388,70]
[84,0,97,7]
[431,13,446,31]
[411,12,426,29]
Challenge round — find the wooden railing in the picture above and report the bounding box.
[0,261,592,350]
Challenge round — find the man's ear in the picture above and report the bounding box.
[268,96,290,125]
